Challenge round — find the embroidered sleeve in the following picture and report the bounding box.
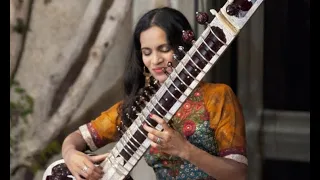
[203,83,248,165]
[79,101,122,151]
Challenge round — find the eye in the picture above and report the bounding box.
[142,49,151,56]
[159,45,171,52]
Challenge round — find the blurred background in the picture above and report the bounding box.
[10,0,310,179]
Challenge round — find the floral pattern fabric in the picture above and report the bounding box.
[144,83,219,180]
[78,82,247,180]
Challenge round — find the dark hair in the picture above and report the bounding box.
[119,7,193,127]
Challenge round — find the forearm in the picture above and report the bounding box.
[181,142,247,180]
[62,130,87,158]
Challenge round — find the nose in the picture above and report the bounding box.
[151,52,164,65]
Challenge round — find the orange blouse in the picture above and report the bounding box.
[79,82,247,165]
[202,82,246,157]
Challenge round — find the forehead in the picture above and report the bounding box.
[140,26,168,48]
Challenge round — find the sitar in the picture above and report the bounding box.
[43,0,264,179]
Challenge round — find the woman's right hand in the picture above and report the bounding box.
[63,149,108,180]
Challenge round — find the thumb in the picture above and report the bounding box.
[88,153,109,163]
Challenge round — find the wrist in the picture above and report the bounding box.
[62,146,75,158]
[179,141,195,161]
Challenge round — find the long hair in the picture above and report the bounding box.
[119,7,193,127]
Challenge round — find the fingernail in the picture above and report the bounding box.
[149,113,153,118]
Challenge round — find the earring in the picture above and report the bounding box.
[143,66,151,87]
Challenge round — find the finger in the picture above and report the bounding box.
[69,168,81,180]
[74,169,87,180]
[76,164,90,179]
[82,163,104,180]
[90,167,104,180]
[74,174,86,180]
[88,153,109,164]
[149,114,170,130]
[84,159,95,169]
[78,169,89,179]
[147,132,163,145]
[143,123,164,139]
[149,140,162,149]
[91,165,104,177]
[94,165,104,174]
[83,161,96,178]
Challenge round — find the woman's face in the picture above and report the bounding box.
[140,26,176,84]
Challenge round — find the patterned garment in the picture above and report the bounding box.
[79,82,247,180]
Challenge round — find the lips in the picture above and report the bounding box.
[152,67,164,73]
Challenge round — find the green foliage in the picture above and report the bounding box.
[44,0,52,5]
[30,140,62,173]
[13,18,28,34]
[10,80,61,174]
[10,79,34,155]
[10,79,34,124]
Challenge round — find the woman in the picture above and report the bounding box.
[61,7,247,180]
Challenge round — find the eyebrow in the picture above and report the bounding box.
[141,43,169,50]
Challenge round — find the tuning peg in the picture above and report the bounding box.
[226,0,252,16]
[226,4,240,16]
[143,88,152,100]
[237,0,252,11]
[182,30,195,44]
[131,105,138,113]
[173,54,179,61]
[126,112,136,122]
[119,115,133,135]
[138,95,146,103]
[196,12,209,25]
[149,76,160,89]
[126,113,131,119]
[119,121,129,130]
[167,62,174,74]
[161,67,171,76]
[135,95,145,107]
[178,46,187,54]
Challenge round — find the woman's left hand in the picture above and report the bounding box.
[143,113,190,158]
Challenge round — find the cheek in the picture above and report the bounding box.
[171,59,178,67]
[142,57,150,67]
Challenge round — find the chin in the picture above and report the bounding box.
[153,75,167,84]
